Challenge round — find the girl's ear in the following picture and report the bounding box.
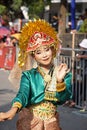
[51,46,56,57]
[30,51,35,58]
[31,54,35,58]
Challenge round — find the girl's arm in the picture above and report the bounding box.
[0,107,18,121]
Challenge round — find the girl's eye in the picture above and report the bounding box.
[35,50,41,54]
[45,47,50,51]
[34,46,50,54]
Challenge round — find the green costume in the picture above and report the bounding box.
[12,68,72,108]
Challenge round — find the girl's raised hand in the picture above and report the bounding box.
[56,63,70,82]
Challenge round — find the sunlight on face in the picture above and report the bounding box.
[34,45,53,66]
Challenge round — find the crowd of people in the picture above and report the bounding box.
[75,8,87,32]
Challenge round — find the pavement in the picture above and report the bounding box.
[0,69,87,130]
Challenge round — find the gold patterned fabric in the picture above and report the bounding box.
[29,101,57,120]
[44,91,59,101]
[17,104,62,130]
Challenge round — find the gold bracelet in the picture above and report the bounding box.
[56,82,66,92]
[12,102,22,110]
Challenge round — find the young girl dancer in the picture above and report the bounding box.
[0,19,72,130]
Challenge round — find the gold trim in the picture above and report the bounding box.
[44,91,59,101]
[56,82,66,92]
[12,102,22,109]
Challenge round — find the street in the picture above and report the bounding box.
[0,69,18,130]
[0,69,87,130]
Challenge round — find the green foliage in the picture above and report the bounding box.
[79,19,87,33]
[11,0,22,11]
[0,4,7,15]
[0,0,51,20]
[29,0,44,18]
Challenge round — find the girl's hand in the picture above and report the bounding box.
[0,107,18,121]
[56,63,70,82]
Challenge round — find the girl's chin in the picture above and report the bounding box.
[40,63,52,67]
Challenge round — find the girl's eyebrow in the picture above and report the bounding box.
[35,45,49,52]
[35,49,41,53]
[36,48,41,51]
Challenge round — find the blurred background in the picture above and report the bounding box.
[0,0,87,112]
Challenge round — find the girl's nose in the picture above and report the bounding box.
[42,52,47,57]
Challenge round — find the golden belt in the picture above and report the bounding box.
[29,101,57,120]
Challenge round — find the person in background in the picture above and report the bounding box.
[10,37,19,47]
[82,8,87,20]
[76,39,87,111]
[10,32,21,47]
[0,36,7,48]
[0,19,72,130]
[51,13,59,31]
[76,15,83,31]
[76,39,87,58]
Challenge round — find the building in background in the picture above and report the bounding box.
[44,0,87,31]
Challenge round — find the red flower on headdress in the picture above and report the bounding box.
[27,32,55,52]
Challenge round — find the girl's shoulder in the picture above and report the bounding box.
[22,68,38,75]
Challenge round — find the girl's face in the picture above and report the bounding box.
[34,45,53,67]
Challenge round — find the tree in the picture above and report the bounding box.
[0,0,68,33]
[11,0,22,11]
[0,0,23,21]
[58,0,68,35]
[26,0,51,19]
[0,4,7,15]
[28,0,44,19]
[0,0,51,20]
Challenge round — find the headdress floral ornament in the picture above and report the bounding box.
[27,31,55,52]
[18,19,59,68]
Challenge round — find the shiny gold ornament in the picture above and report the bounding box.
[38,66,53,84]
[44,74,51,83]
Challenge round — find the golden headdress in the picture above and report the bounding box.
[18,19,59,68]
[8,19,60,88]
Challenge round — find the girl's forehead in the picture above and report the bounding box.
[35,45,49,50]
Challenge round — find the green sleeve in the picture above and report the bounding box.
[12,71,30,107]
[56,72,72,104]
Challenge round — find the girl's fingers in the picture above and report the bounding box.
[8,117,12,120]
[58,63,65,70]
[66,69,70,73]
[57,64,62,70]
[0,112,9,121]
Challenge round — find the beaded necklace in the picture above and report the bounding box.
[38,65,58,101]
[37,64,54,84]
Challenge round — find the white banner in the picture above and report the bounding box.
[51,0,87,3]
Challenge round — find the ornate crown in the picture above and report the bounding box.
[18,19,59,67]
[27,31,55,52]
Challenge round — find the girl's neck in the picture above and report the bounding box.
[38,64,54,74]
[37,63,54,83]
